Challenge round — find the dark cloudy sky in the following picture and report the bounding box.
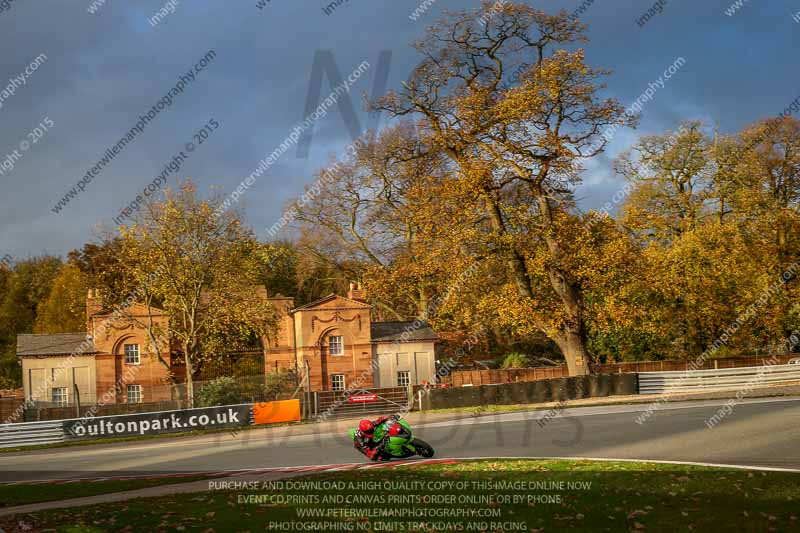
[1,0,798,260]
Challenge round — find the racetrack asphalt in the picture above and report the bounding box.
[1,396,799,484]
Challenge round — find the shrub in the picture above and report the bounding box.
[233,370,298,402]
[264,370,297,399]
[195,376,242,407]
[500,352,531,369]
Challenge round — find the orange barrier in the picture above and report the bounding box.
[252,399,301,425]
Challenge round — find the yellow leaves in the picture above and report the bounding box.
[114,178,279,365]
[33,263,87,334]
[478,282,562,336]
[619,221,779,356]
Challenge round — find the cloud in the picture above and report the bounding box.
[0,0,796,256]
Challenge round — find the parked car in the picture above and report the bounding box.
[788,358,800,365]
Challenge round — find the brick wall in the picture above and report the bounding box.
[440,354,798,386]
[95,352,171,404]
[441,366,568,386]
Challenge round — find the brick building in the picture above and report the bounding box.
[17,285,437,404]
[265,284,438,391]
[17,289,172,406]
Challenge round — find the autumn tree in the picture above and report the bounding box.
[219,239,347,308]
[732,117,800,266]
[0,256,62,337]
[292,124,455,320]
[68,239,130,302]
[0,264,12,388]
[616,122,716,242]
[117,182,278,406]
[257,240,300,299]
[730,117,800,341]
[0,256,63,387]
[613,122,721,356]
[371,2,634,374]
[33,263,87,334]
[614,119,800,357]
[292,244,359,306]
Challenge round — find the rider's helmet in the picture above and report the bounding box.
[358,419,375,436]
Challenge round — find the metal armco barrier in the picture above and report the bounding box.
[0,420,65,449]
[0,399,302,448]
[639,364,800,394]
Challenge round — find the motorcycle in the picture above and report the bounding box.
[349,416,435,460]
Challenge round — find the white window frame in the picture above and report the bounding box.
[328,335,344,356]
[127,384,142,404]
[51,387,68,405]
[124,343,141,365]
[397,371,411,387]
[331,374,345,391]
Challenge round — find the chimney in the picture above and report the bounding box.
[255,286,268,301]
[87,289,103,319]
[348,282,366,302]
[86,289,104,335]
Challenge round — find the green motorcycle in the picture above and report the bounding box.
[349,417,435,460]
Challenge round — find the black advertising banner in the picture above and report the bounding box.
[62,404,252,439]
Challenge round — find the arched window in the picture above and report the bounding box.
[328,334,344,356]
[124,343,140,365]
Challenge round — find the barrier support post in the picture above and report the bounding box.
[72,368,81,419]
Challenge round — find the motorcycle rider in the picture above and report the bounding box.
[353,414,400,461]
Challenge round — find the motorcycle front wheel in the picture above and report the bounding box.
[410,438,435,458]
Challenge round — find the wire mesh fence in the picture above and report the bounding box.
[21,370,300,422]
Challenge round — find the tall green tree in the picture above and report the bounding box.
[258,240,299,299]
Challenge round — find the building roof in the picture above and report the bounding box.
[16,333,99,357]
[291,293,371,312]
[370,321,438,343]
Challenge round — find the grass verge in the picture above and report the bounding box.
[0,475,211,508]
[1,459,798,531]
